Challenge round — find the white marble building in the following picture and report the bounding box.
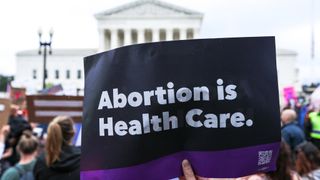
[13,0,299,96]
[95,0,202,51]
[276,49,299,89]
[14,49,96,94]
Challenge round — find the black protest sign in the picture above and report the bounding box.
[81,37,281,179]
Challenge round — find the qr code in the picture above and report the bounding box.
[258,150,272,166]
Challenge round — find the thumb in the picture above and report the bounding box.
[182,159,196,180]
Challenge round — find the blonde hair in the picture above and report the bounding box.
[46,116,75,166]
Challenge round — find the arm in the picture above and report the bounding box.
[0,125,10,159]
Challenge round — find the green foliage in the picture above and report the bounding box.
[46,82,54,88]
[0,75,13,92]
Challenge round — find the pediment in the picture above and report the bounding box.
[95,0,203,18]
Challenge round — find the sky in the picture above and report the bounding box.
[0,0,319,76]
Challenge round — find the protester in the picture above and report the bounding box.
[266,141,300,180]
[281,109,306,151]
[0,105,31,176]
[1,131,38,180]
[295,141,320,179]
[236,142,300,180]
[4,104,32,166]
[305,110,320,149]
[33,116,80,180]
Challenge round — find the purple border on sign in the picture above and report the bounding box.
[81,142,280,180]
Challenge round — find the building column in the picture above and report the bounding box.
[124,29,131,46]
[137,29,145,44]
[180,28,187,40]
[152,28,160,42]
[98,29,106,51]
[193,28,200,39]
[110,28,118,49]
[166,28,173,41]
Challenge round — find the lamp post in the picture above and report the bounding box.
[38,29,53,90]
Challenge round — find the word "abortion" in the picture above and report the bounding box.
[98,79,237,110]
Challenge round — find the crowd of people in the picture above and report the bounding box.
[0,105,80,180]
[222,101,320,180]
[180,99,320,180]
[2,96,320,180]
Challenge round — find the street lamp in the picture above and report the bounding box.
[38,28,53,90]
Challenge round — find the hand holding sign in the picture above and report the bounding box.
[181,160,209,180]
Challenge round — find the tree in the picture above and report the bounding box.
[0,75,14,92]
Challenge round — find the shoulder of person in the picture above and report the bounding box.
[62,145,81,154]
[72,146,81,153]
[0,166,20,180]
[34,152,47,170]
[33,152,50,180]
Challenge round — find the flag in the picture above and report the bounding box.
[40,84,63,95]
[6,82,11,93]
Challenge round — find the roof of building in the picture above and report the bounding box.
[16,49,97,57]
[16,48,297,57]
[95,0,203,18]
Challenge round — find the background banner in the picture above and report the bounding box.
[81,37,281,179]
[26,95,83,123]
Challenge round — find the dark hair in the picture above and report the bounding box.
[17,130,39,155]
[295,142,320,175]
[266,141,292,180]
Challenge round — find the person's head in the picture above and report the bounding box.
[295,142,320,175]
[46,115,75,166]
[10,104,19,117]
[16,130,39,156]
[281,109,297,125]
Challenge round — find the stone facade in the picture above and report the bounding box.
[95,0,203,50]
[13,0,298,97]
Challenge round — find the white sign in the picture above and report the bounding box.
[0,104,5,111]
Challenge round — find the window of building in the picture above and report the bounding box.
[66,70,70,79]
[55,70,59,79]
[77,70,82,79]
[32,69,37,79]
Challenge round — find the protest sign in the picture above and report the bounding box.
[283,86,297,105]
[81,37,281,179]
[26,95,83,123]
[0,98,10,129]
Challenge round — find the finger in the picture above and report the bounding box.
[197,176,209,180]
[182,159,196,180]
